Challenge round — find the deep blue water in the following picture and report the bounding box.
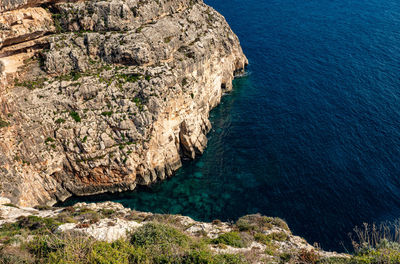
[64,0,400,251]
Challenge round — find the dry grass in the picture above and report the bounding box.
[350,220,400,252]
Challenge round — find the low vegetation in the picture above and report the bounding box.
[236,214,289,232]
[211,232,247,248]
[14,77,48,90]
[3,206,400,264]
[69,111,81,122]
[0,209,248,264]
[0,118,9,128]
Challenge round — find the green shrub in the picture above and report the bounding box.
[89,240,135,264]
[101,111,113,117]
[52,13,64,33]
[45,235,93,263]
[55,212,76,224]
[14,78,47,90]
[236,214,289,232]
[348,220,400,263]
[34,205,52,211]
[0,118,9,128]
[0,250,33,264]
[0,222,25,245]
[27,235,59,260]
[70,111,81,122]
[183,250,247,264]
[182,249,214,263]
[26,234,144,264]
[211,232,246,248]
[55,118,66,124]
[254,233,269,244]
[45,137,55,144]
[71,71,82,81]
[182,77,188,86]
[350,240,400,264]
[100,209,116,217]
[214,254,248,264]
[279,252,292,263]
[253,233,280,255]
[164,37,172,43]
[77,211,100,223]
[116,73,141,83]
[17,216,61,233]
[130,222,190,248]
[266,231,289,242]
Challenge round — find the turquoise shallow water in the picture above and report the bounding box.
[63,0,400,251]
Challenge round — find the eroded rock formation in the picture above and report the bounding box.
[0,0,248,206]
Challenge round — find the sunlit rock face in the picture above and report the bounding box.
[0,0,247,206]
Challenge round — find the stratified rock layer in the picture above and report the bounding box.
[0,0,248,206]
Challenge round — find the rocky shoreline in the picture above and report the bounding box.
[0,198,349,263]
[0,0,247,206]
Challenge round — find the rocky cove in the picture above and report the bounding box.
[0,0,247,206]
[3,0,400,263]
[0,1,348,262]
[0,0,328,262]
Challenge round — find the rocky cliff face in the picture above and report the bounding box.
[0,0,248,206]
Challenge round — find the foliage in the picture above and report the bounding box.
[182,77,188,86]
[52,13,64,33]
[116,73,142,83]
[130,222,190,248]
[236,214,289,232]
[55,118,66,124]
[0,216,61,247]
[14,78,47,90]
[101,111,113,117]
[45,137,55,144]
[44,237,137,264]
[11,213,400,263]
[253,233,278,255]
[70,111,81,122]
[0,220,249,264]
[350,240,400,264]
[211,232,246,248]
[0,118,9,128]
[266,231,289,242]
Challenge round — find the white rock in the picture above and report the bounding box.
[57,218,143,242]
[0,197,11,205]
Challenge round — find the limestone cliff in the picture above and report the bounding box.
[0,0,248,206]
